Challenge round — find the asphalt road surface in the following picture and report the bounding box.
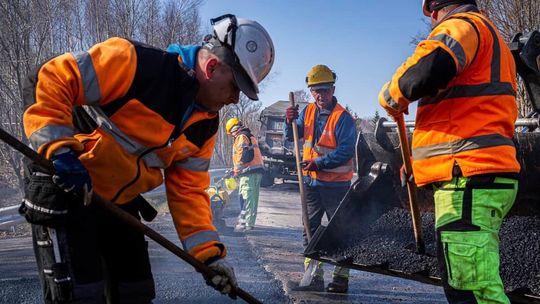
[0,181,447,303]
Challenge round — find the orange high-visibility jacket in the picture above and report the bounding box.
[302,103,354,182]
[379,8,520,186]
[23,37,225,263]
[232,130,264,176]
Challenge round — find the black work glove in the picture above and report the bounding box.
[302,159,319,171]
[399,159,414,187]
[51,149,93,205]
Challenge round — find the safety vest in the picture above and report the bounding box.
[23,37,225,263]
[412,12,520,186]
[302,103,353,182]
[232,130,264,176]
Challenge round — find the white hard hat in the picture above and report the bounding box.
[206,14,275,101]
[422,0,431,16]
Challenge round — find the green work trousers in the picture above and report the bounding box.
[433,175,518,304]
[239,173,262,228]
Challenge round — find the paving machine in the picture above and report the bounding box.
[305,31,540,303]
[258,100,309,186]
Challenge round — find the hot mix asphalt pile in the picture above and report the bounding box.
[331,207,540,296]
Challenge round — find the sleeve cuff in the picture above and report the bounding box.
[191,241,227,263]
[42,138,85,159]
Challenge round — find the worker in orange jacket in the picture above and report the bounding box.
[225,118,265,232]
[21,14,274,303]
[285,65,357,293]
[379,1,520,303]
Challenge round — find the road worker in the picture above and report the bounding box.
[225,118,264,232]
[21,14,274,303]
[285,64,357,293]
[379,1,520,303]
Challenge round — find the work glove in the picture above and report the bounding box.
[302,159,319,171]
[386,107,409,119]
[285,105,299,124]
[378,82,409,118]
[399,160,414,187]
[51,149,93,205]
[205,258,238,299]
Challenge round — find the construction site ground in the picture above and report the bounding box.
[0,180,447,303]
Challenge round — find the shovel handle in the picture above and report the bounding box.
[0,127,261,304]
[289,92,312,240]
[395,114,425,254]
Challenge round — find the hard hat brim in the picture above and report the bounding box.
[310,83,334,90]
[205,39,259,101]
[231,63,259,100]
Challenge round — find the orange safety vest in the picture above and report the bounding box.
[302,103,353,183]
[411,12,520,186]
[232,130,264,176]
[23,38,225,263]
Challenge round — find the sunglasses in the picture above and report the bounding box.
[310,87,333,94]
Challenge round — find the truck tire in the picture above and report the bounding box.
[260,172,274,187]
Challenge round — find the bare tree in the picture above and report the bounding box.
[477,0,540,116]
[0,0,206,196]
[139,0,162,46]
[0,0,41,192]
[411,1,539,116]
[293,89,311,103]
[109,0,145,39]
[85,0,113,45]
[160,0,203,47]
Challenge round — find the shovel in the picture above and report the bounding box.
[288,92,318,287]
[0,127,262,304]
[395,114,425,254]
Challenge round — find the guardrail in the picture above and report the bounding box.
[0,204,23,231]
[0,168,231,230]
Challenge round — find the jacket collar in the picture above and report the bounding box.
[433,4,480,28]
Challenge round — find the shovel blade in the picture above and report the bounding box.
[299,260,318,287]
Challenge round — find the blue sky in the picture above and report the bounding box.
[200,1,427,118]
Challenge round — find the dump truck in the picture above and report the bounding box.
[257,100,309,186]
[305,31,540,303]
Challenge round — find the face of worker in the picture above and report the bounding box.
[310,86,335,110]
[196,59,240,113]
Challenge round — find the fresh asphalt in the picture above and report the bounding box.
[0,180,447,303]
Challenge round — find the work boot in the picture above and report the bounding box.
[326,276,348,293]
[234,223,245,232]
[291,277,324,292]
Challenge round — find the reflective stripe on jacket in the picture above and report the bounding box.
[232,130,264,176]
[23,37,225,263]
[302,103,353,183]
[378,6,520,186]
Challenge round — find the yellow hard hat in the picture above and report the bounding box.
[224,177,238,191]
[206,186,217,197]
[225,117,241,134]
[305,64,336,87]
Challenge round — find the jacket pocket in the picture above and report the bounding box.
[75,128,163,203]
[441,230,491,290]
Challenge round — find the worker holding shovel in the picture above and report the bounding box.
[285,64,357,293]
[379,1,520,303]
[21,14,274,303]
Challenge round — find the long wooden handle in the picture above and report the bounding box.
[289,92,312,240]
[395,114,425,254]
[0,127,261,304]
